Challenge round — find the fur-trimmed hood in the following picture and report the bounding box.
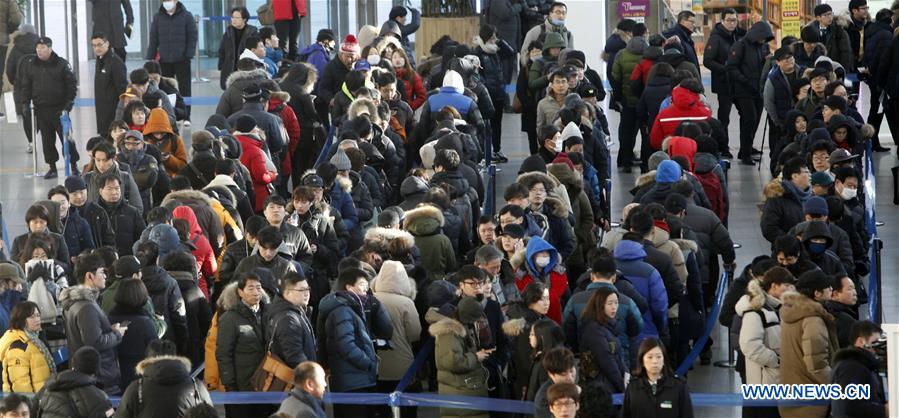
[516,171,558,194]
[372,261,417,299]
[335,175,353,194]
[546,162,584,195]
[162,189,214,207]
[364,227,416,257]
[403,204,444,236]
[672,238,698,254]
[735,279,782,315]
[429,317,467,338]
[225,68,270,89]
[216,282,242,312]
[269,90,291,103]
[502,317,527,337]
[59,285,99,308]
[135,354,191,376]
[542,196,570,219]
[204,174,240,191]
[348,98,381,124]
[763,177,785,200]
[636,170,656,188]
[780,290,833,325]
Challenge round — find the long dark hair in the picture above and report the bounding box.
[531,318,564,355]
[581,286,617,325]
[632,337,672,378]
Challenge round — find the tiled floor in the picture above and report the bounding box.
[0,58,895,417]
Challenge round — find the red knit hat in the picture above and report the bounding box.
[551,153,575,171]
[341,34,361,54]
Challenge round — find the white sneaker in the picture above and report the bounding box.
[26,144,33,153]
[183,120,191,127]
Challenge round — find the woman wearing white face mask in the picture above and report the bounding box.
[514,236,570,325]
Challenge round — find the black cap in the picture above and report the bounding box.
[808,67,830,81]
[501,223,525,239]
[577,83,598,98]
[824,95,847,113]
[235,115,257,133]
[64,176,87,192]
[301,174,325,188]
[774,46,794,61]
[36,36,52,47]
[316,29,335,43]
[113,256,142,279]
[242,83,269,101]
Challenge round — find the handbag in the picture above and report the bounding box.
[250,318,295,392]
[257,1,275,26]
[511,94,523,113]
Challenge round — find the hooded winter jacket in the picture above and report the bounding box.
[726,21,775,98]
[514,236,570,324]
[215,68,271,117]
[580,317,626,393]
[108,303,159,387]
[614,240,668,342]
[216,293,267,391]
[778,291,839,418]
[736,280,782,385]
[611,36,647,106]
[169,269,212,368]
[830,347,886,418]
[430,316,490,418]
[60,286,123,394]
[562,281,643,365]
[404,205,457,281]
[140,265,189,353]
[650,86,712,150]
[172,206,215,297]
[116,355,213,418]
[234,132,278,211]
[143,108,187,175]
[33,370,113,418]
[704,23,746,94]
[316,291,392,392]
[371,263,422,381]
[761,179,809,244]
[264,295,316,369]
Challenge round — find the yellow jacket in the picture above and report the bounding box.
[0,329,53,392]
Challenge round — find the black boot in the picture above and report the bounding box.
[44,167,57,179]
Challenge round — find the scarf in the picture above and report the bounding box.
[26,330,57,375]
[782,179,811,204]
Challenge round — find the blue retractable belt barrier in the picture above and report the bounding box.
[863,140,881,323]
[675,271,729,376]
[395,338,433,393]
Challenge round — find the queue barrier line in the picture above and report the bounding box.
[863,140,881,323]
[674,271,729,376]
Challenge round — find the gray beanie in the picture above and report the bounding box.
[330,149,352,171]
[456,296,484,324]
[648,151,670,171]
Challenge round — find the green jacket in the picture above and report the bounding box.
[612,37,647,107]
[403,205,457,281]
[430,317,489,418]
[527,32,567,97]
[215,300,267,391]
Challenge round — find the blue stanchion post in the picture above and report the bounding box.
[675,271,730,376]
[863,140,882,323]
[314,125,338,167]
[60,111,73,177]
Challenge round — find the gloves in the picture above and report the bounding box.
[27,262,49,283]
[125,24,133,39]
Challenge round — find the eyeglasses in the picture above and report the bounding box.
[551,400,578,408]
[287,287,311,294]
[462,280,487,287]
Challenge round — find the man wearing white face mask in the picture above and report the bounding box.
[146,0,198,121]
[831,167,869,268]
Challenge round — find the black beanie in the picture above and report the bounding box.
[519,155,547,174]
[72,346,101,375]
[814,4,832,16]
[235,115,256,133]
[801,25,820,43]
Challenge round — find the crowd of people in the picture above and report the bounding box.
[0,0,893,417]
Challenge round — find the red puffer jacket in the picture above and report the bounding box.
[273,0,306,20]
[649,86,711,150]
[235,133,277,211]
[268,92,301,177]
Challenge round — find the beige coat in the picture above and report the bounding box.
[737,280,782,385]
[778,291,839,418]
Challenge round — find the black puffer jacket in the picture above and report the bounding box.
[216,295,267,391]
[725,21,774,98]
[116,356,213,418]
[99,197,145,257]
[703,23,745,94]
[170,270,212,367]
[141,265,189,353]
[15,52,77,110]
[6,31,37,88]
[264,296,317,368]
[760,179,807,245]
[33,370,113,418]
[73,201,116,249]
[146,2,198,63]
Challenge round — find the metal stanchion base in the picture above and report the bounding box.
[713,360,736,368]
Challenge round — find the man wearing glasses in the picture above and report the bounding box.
[810,4,853,71]
[264,271,316,368]
[703,8,745,141]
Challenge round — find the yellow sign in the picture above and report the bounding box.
[781,0,801,38]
